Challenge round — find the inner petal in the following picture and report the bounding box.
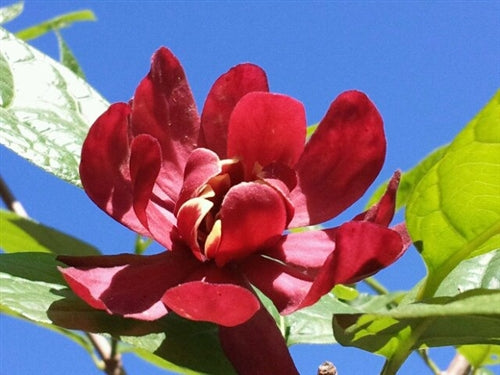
[213,182,288,267]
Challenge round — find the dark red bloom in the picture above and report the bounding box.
[58,47,409,374]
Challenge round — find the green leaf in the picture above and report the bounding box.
[284,292,402,346]
[0,27,109,186]
[0,252,235,374]
[15,9,96,41]
[306,123,318,139]
[0,50,13,107]
[406,90,500,299]
[333,289,500,359]
[0,1,23,25]
[332,284,360,301]
[54,29,85,79]
[435,249,500,297]
[0,209,100,255]
[366,145,448,210]
[121,316,236,375]
[458,345,500,369]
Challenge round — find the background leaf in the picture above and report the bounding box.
[0,209,100,255]
[458,345,500,369]
[14,9,96,41]
[0,1,23,25]
[333,289,500,358]
[54,29,85,79]
[406,90,500,299]
[0,27,109,186]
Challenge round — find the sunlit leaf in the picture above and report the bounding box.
[0,1,23,25]
[54,29,85,79]
[0,50,13,107]
[0,252,235,375]
[306,123,318,139]
[458,345,500,369]
[333,289,500,358]
[15,9,96,41]
[284,292,402,346]
[366,145,448,210]
[406,90,500,299]
[0,27,109,186]
[0,210,100,255]
[435,250,500,297]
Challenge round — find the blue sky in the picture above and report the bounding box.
[1,1,499,374]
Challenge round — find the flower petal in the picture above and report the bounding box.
[328,220,405,285]
[214,182,288,266]
[219,307,299,375]
[162,267,260,327]
[290,90,386,227]
[176,197,214,261]
[227,92,306,179]
[199,63,269,158]
[58,251,200,321]
[175,148,222,214]
[354,170,400,226]
[80,102,150,237]
[243,221,404,314]
[265,229,336,274]
[241,255,315,314]
[129,134,176,248]
[130,47,200,203]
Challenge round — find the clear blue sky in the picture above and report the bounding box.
[1,1,499,374]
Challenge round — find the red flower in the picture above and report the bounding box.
[58,47,409,374]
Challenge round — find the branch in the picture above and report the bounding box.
[441,353,471,375]
[0,174,126,375]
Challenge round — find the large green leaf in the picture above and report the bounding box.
[0,209,99,255]
[0,1,23,25]
[0,252,235,374]
[333,289,500,359]
[406,91,500,299]
[15,9,96,41]
[0,27,109,186]
[365,145,448,211]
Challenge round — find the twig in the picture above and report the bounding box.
[441,353,471,375]
[0,174,28,218]
[418,349,441,375]
[363,276,389,295]
[0,174,125,375]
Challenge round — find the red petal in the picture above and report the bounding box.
[242,255,315,314]
[243,221,404,314]
[129,135,176,248]
[58,251,200,321]
[199,64,269,158]
[354,170,400,226]
[227,92,306,179]
[265,229,336,274]
[162,267,260,327]
[214,182,288,266]
[175,148,222,214]
[328,220,405,285]
[219,307,299,375]
[131,47,200,203]
[290,90,386,227]
[80,103,151,237]
[176,197,214,261]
